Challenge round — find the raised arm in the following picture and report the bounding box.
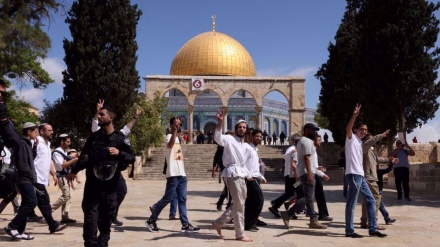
[123,106,141,135]
[346,104,361,139]
[92,99,104,132]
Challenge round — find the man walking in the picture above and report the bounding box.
[145,116,200,233]
[52,133,78,223]
[67,106,135,246]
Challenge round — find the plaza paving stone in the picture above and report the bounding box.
[0,172,439,246]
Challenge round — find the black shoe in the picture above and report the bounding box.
[216,203,222,211]
[61,216,77,224]
[369,231,387,237]
[181,223,200,232]
[112,218,123,226]
[27,215,43,222]
[346,232,363,238]
[385,218,396,225]
[268,207,281,218]
[256,219,267,226]
[405,197,411,201]
[397,197,402,200]
[50,224,67,234]
[145,219,159,232]
[245,226,259,232]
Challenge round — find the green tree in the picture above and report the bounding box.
[0,0,60,88]
[121,92,168,155]
[316,0,440,146]
[62,0,142,137]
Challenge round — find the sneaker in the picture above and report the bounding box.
[169,216,179,220]
[280,211,290,229]
[4,226,21,240]
[309,220,327,229]
[17,232,34,240]
[318,216,333,221]
[50,224,67,234]
[369,231,387,237]
[245,226,259,232]
[346,232,363,238]
[146,219,160,233]
[385,218,396,225]
[268,207,281,218]
[181,223,200,232]
[112,218,124,226]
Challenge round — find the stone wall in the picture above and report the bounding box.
[318,142,440,191]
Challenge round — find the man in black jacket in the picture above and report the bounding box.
[67,107,135,247]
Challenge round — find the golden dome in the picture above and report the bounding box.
[170,31,256,76]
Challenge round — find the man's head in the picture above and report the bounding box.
[396,140,404,149]
[354,122,368,139]
[98,107,116,127]
[58,134,71,149]
[234,119,247,138]
[22,122,38,139]
[303,123,319,139]
[290,133,302,145]
[39,123,53,141]
[169,116,181,132]
[314,134,322,148]
[362,133,373,142]
[252,129,263,146]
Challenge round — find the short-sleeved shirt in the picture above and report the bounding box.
[296,137,317,177]
[33,136,52,185]
[284,145,297,177]
[345,134,364,176]
[165,134,186,178]
[394,149,410,168]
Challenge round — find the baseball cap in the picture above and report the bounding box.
[303,123,320,131]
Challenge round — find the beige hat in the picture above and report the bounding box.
[291,133,302,141]
[22,122,37,130]
[67,149,77,154]
[59,133,69,138]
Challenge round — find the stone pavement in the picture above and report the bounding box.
[0,174,439,246]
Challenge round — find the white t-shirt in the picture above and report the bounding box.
[284,145,297,177]
[52,146,67,172]
[345,134,364,176]
[165,134,186,178]
[33,136,52,185]
[296,137,317,177]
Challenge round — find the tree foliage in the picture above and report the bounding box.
[316,0,440,145]
[61,0,142,137]
[0,0,60,88]
[121,92,168,155]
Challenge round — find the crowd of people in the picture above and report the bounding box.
[0,89,415,245]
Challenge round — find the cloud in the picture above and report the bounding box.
[405,121,440,144]
[15,87,45,110]
[39,57,66,84]
[287,67,317,78]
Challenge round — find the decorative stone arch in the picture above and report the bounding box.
[145,75,305,143]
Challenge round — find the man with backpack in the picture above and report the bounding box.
[52,133,78,223]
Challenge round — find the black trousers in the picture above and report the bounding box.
[244,179,264,229]
[314,174,329,218]
[394,167,410,199]
[272,176,296,209]
[82,182,118,247]
[34,183,59,232]
[113,178,127,220]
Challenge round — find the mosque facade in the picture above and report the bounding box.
[144,18,314,143]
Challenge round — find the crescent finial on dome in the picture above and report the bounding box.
[212,14,216,32]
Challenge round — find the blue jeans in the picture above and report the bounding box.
[169,192,178,217]
[150,176,188,225]
[345,174,377,234]
[299,174,318,221]
[378,190,390,221]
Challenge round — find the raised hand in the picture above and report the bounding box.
[353,103,361,116]
[382,129,390,137]
[135,106,142,117]
[97,99,104,111]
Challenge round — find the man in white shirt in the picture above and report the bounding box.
[296,123,327,229]
[244,129,266,232]
[145,116,200,233]
[52,133,78,223]
[211,112,253,242]
[33,123,67,233]
[345,104,387,238]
